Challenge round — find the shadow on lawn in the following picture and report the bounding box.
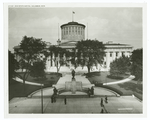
[118,82,143,94]
[9,72,62,100]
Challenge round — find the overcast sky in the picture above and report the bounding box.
[9,7,142,52]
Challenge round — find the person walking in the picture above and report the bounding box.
[105,95,108,103]
[72,69,75,79]
[91,86,94,95]
[64,97,67,105]
[53,95,56,103]
[100,109,104,113]
[88,88,91,97]
[100,98,103,107]
[51,95,54,103]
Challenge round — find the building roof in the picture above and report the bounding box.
[59,40,77,47]
[104,43,133,48]
[58,40,133,49]
[61,21,86,28]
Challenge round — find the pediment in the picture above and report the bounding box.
[59,41,77,46]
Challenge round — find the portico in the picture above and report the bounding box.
[104,42,132,69]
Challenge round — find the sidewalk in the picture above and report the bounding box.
[103,75,135,85]
[9,73,142,114]
[9,96,142,114]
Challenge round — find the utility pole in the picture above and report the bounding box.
[87,23,88,40]
[41,83,44,113]
[72,11,75,22]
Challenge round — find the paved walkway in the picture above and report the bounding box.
[28,86,119,97]
[9,96,142,114]
[14,77,43,86]
[28,73,119,97]
[9,73,142,114]
[13,73,135,87]
[103,75,135,85]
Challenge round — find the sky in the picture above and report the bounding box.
[8,7,143,52]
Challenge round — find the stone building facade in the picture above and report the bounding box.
[57,21,133,70]
[61,22,85,41]
[14,21,133,72]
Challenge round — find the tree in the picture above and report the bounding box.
[130,49,142,81]
[30,61,46,80]
[109,55,131,77]
[75,40,105,73]
[14,36,46,94]
[47,45,68,73]
[8,50,19,83]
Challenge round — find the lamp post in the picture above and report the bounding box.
[41,83,44,113]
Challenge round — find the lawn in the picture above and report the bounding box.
[16,72,62,85]
[9,80,41,101]
[9,72,62,101]
[86,71,143,100]
[87,71,130,84]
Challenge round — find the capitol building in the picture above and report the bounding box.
[45,21,133,72]
[14,20,133,72]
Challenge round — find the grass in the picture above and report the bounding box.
[86,71,143,100]
[9,80,41,101]
[9,72,62,101]
[87,71,129,84]
[16,72,62,85]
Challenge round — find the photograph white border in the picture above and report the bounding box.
[2,0,149,119]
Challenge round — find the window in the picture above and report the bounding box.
[64,28,65,35]
[110,53,112,57]
[76,27,77,34]
[116,52,118,57]
[69,27,71,33]
[66,27,68,34]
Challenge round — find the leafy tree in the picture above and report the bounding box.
[8,50,19,83]
[75,40,105,73]
[30,61,46,80]
[47,45,68,73]
[130,49,142,81]
[14,36,46,93]
[109,55,131,77]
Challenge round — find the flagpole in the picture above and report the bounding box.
[87,23,88,40]
[72,11,75,22]
[58,23,59,39]
[72,12,73,22]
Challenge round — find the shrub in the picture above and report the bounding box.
[95,84,123,95]
[85,71,101,77]
[107,75,123,80]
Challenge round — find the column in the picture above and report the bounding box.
[106,52,110,69]
[69,57,71,67]
[83,28,85,39]
[46,56,50,70]
[112,52,116,61]
[61,29,63,39]
[125,51,129,57]
[118,51,122,58]
[57,54,60,67]
[52,53,55,67]
[49,56,51,68]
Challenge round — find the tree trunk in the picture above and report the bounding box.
[23,79,26,96]
[56,62,58,73]
[87,66,90,73]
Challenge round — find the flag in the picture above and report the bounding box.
[73,11,75,14]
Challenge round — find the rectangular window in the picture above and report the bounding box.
[116,52,118,57]
[64,28,65,35]
[110,53,112,57]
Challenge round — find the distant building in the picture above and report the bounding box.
[57,21,132,70]
[14,21,133,72]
